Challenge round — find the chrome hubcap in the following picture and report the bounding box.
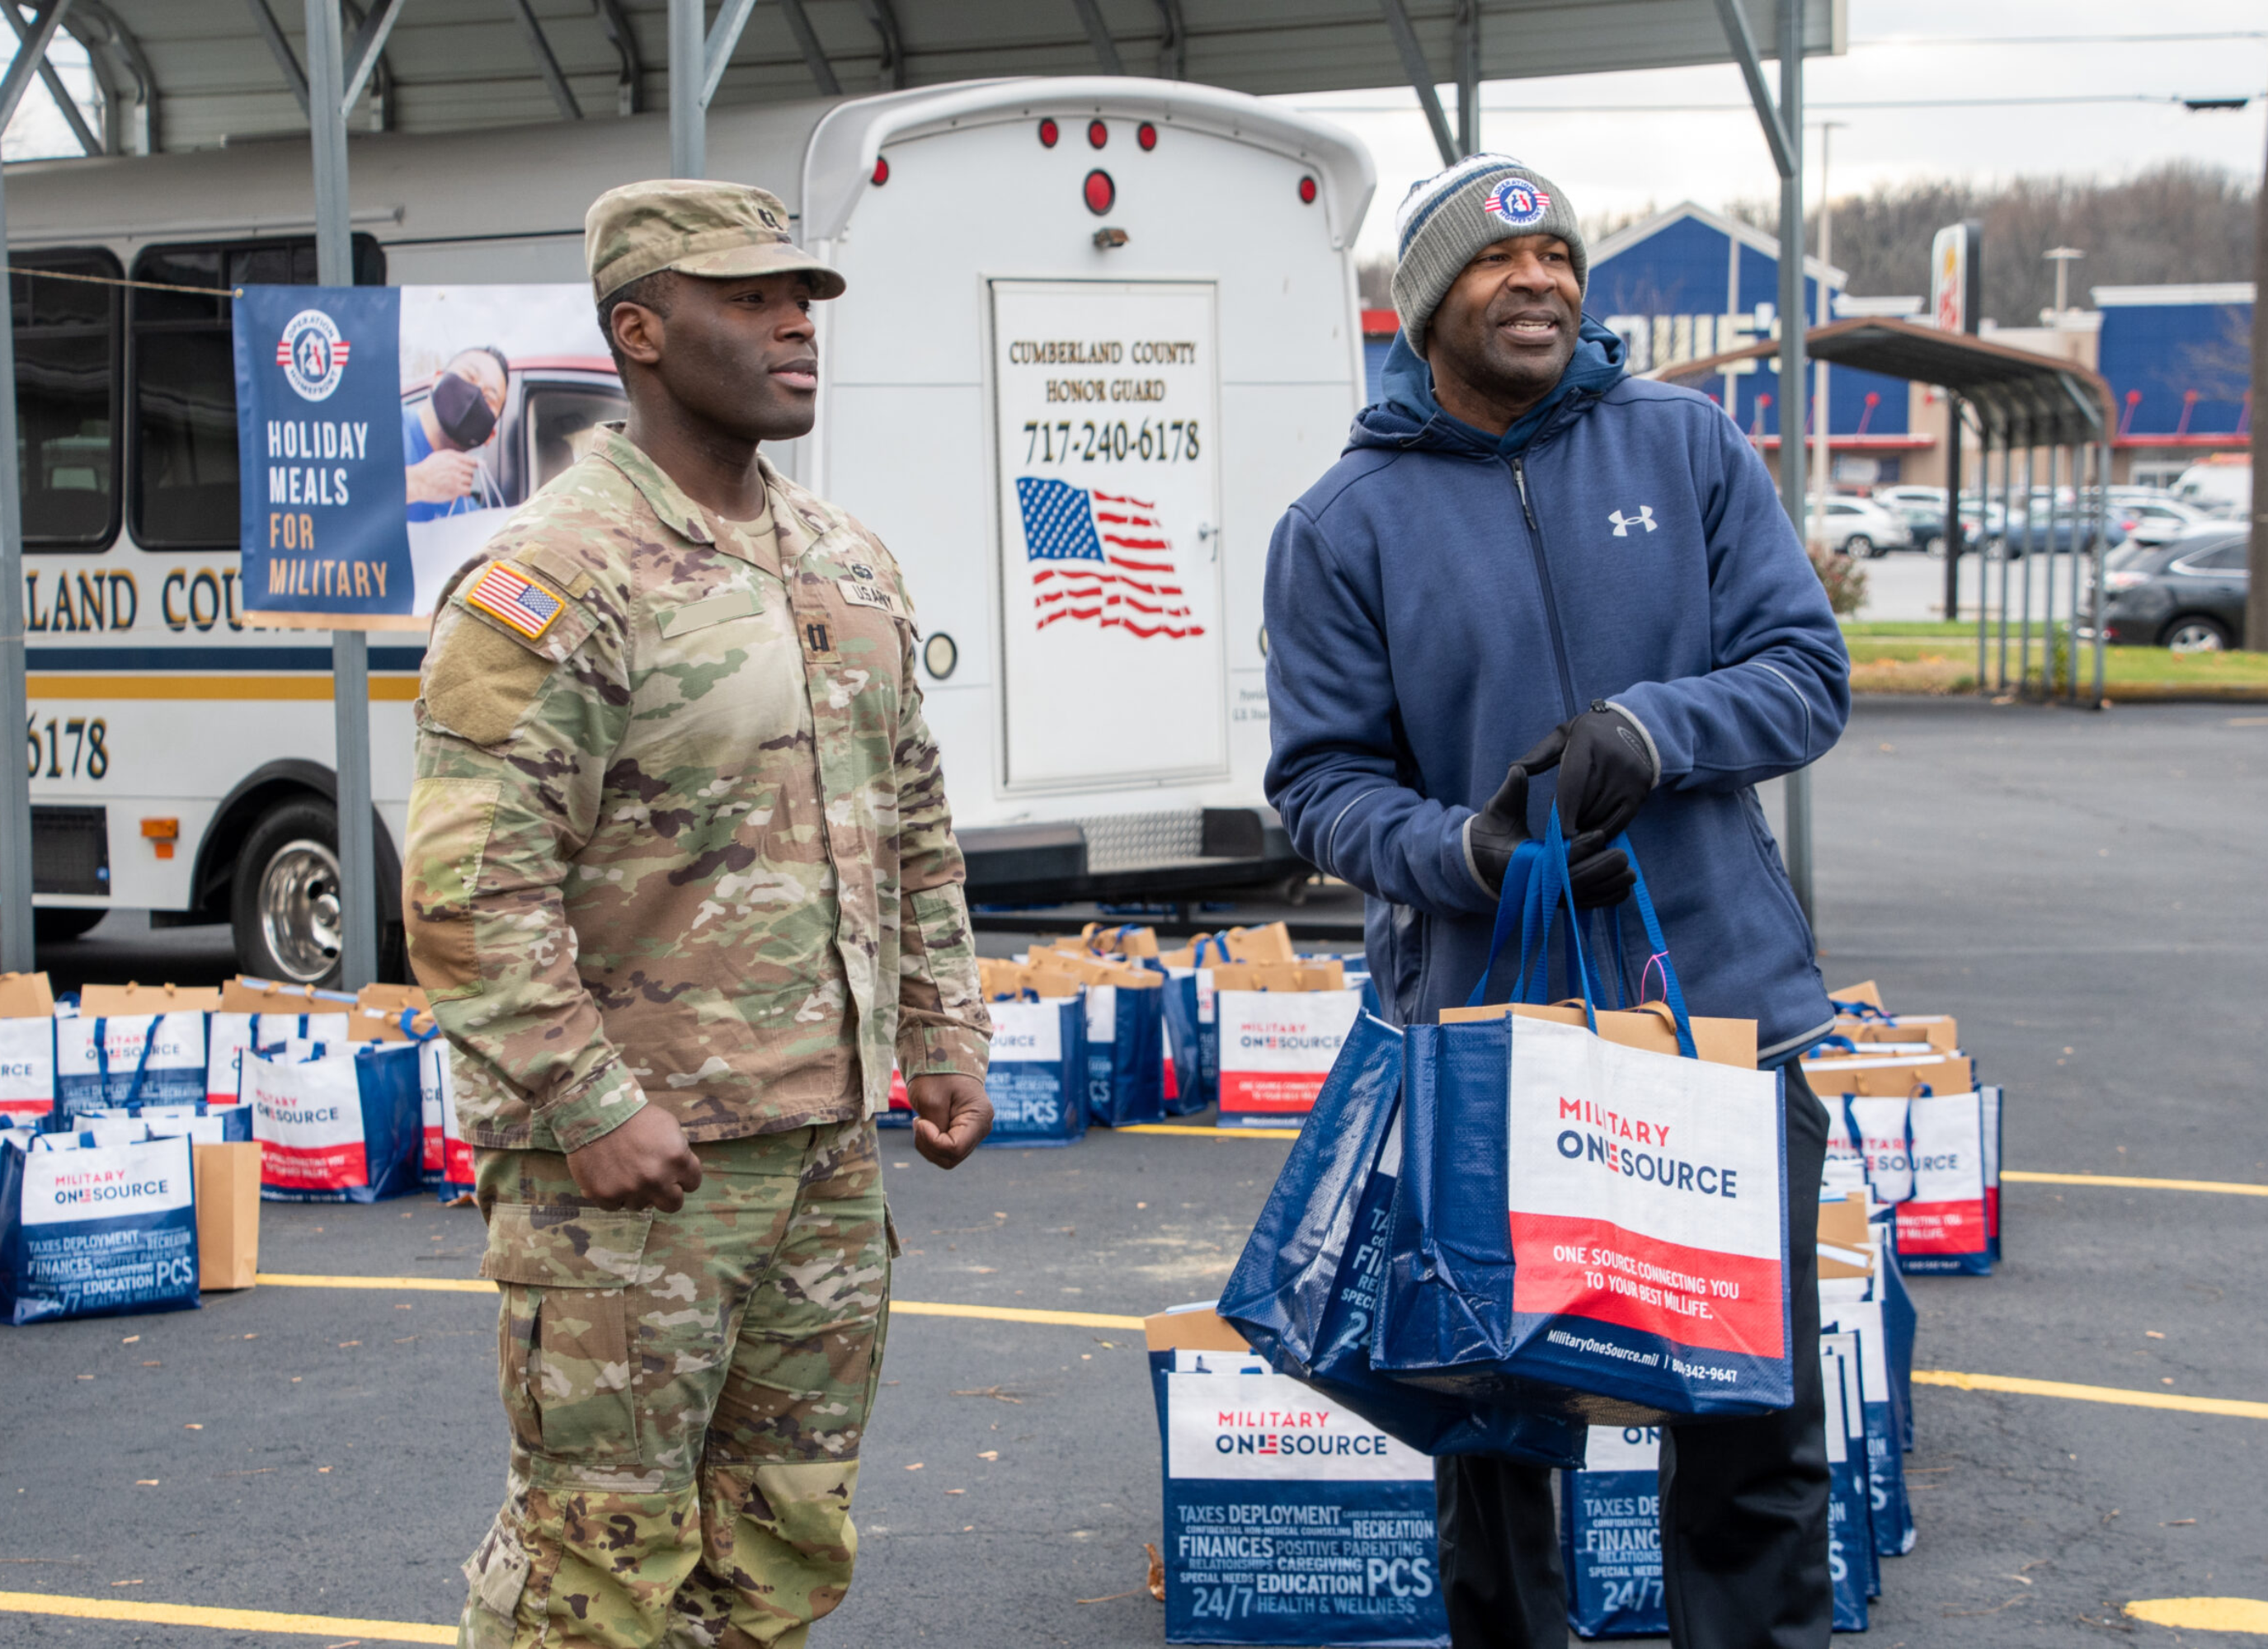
[259,839,342,982]
[2167,624,2225,654]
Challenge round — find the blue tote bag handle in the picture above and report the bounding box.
[118,1016,163,1109]
[1616,832,1700,1059]
[1462,824,1594,1025]
[85,1017,162,1111]
[1839,1094,1919,1206]
[1461,816,1701,1060]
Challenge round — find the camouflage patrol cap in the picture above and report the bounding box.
[586,179,846,304]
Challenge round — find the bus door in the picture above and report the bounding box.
[988,279,1227,790]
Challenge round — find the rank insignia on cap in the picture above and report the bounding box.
[465,562,566,640]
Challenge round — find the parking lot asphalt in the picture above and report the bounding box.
[5,695,2266,1647]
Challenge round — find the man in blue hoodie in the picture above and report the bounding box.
[1264,156,1851,1648]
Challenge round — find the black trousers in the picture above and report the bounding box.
[1434,1064,1833,1649]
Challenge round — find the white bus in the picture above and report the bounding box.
[7,77,1372,984]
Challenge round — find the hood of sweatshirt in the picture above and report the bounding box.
[1351,317,1629,459]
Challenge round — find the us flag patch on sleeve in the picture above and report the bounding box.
[464,562,565,640]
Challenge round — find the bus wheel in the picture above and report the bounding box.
[232,798,345,987]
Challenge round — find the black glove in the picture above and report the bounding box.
[1514,700,1660,842]
[1467,762,1635,909]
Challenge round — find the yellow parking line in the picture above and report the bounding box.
[0,1590,452,1643]
[251,1273,1145,1330]
[257,1272,487,1293]
[1916,1369,2268,1421]
[2125,1597,2268,1632]
[892,1299,1145,1331]
[1119,1123,1300,1139]
[2002,1168,2268,1196]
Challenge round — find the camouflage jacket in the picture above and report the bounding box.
[403,430,990,1152]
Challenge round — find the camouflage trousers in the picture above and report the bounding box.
[459,1118,891,1649]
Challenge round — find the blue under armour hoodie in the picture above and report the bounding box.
[1263,324,1851,1061]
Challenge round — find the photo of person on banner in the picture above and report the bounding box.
[403,345,508,520]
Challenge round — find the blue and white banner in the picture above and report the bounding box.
[233,285,415,621]
[232,283,616,625]
[1,1131,201,1324]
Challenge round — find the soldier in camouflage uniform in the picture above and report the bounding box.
[403,179,995,1649]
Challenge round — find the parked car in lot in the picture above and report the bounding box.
[2110,495,2210,546]
[2100,528,2251,651]
[1875,484,1944,513]
[1810,494,1913,557]
[1993,491,2131,558]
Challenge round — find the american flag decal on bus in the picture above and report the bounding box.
[1014,477,1203,640]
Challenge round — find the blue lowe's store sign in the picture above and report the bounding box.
[2096,283,2255,444]
[232,284,416,621]
[1586,204,1910,449]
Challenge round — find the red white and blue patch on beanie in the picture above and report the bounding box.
[1485,178,1551,228]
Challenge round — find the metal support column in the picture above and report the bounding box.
[1452,0,1479,157]
[1714,0,1811,922]
[1974,418,1991,693]
[1773,2,1812,925]
[1996,417,2018,691]
[303,0,376,989]
[2091,440,2108,704]
[2048,444,2067,694]
[1942,392,1964,620]
[2017,431,2035,692]
[1379,0,1457,169]
[0,158,28,973]
[670,0,703,177]
[0,0,75,970]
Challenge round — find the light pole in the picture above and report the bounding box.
[1812,122,1845,522]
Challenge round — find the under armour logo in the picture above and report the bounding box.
[1609,506,1657,538]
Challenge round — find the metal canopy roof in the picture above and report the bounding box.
[1656,315,2116,449]
[43,0,1842,156]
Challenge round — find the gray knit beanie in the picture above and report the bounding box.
[1390,155,1587,350]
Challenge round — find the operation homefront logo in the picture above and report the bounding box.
[276,308,351,402]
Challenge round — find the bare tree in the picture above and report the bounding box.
[1729,162,2256,325]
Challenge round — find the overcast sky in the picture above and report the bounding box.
[2,1,2257,270]
[1266,0,2267,266]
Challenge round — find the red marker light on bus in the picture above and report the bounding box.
[1038,118,1059,148]
[1298,176,1318,204]
[1083,170,1116,215]
[871,156,890,186]
[1137,122,1158,151]
[1088,120,1108,149]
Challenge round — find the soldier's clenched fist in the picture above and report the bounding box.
[908,1073,993,1169]
[566,1103,704,1212]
